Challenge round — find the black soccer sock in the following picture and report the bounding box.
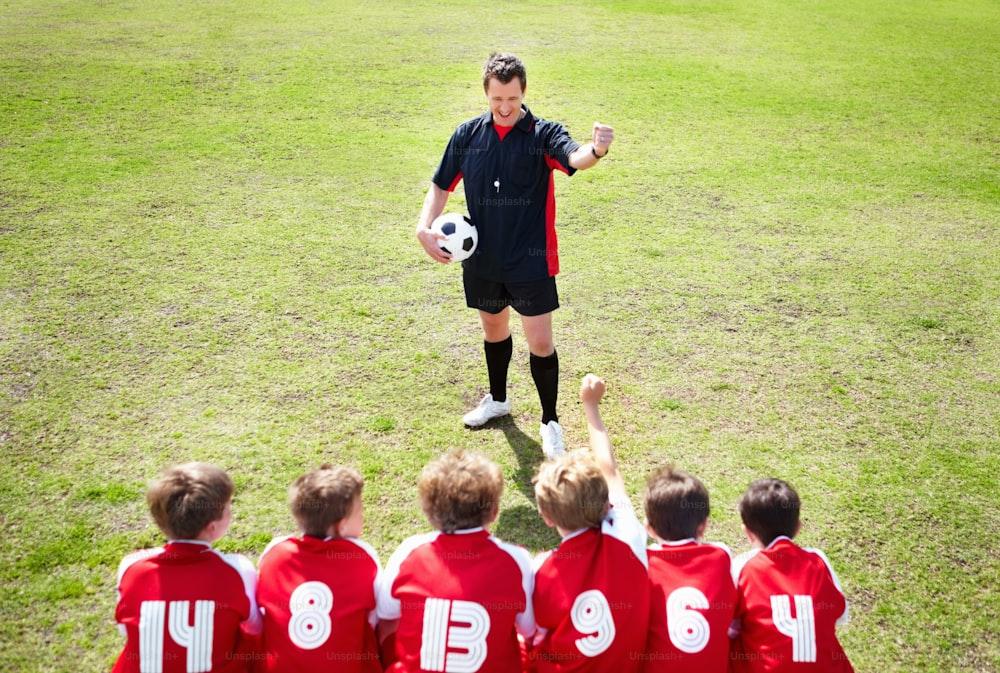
[530,350,559,425]
[484,336,513,403]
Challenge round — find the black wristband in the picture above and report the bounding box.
[591,145,607,159]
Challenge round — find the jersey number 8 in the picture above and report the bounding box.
[289,581,334,650]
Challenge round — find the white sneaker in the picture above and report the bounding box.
[462,394,511,427]
[540,421,565,459]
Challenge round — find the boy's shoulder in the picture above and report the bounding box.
[117,543,256,598]
[260,534,381,568]
[733,538,841,585]
[116,546,165,587]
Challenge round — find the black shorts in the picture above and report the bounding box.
[463,266,560,316]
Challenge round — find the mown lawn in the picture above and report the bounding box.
[1,1,997,670]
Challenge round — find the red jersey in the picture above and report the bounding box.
[643,539,736,673]
[113,540,261,673]
[256,534,382,673]
[375,528,535,673]
[729,537,852,673]
[532,492,650,673]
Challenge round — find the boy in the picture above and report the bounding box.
[113,462,261,673]
[376,450,535,673]
[729,479,853,672]
[531,375,650,673]
[256,465,382,673]
[642,466,736,673]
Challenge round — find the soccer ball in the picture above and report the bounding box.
[431,213,478,262]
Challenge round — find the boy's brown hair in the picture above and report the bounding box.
[419,450,503,533]
[483,52,526,91]
[534,450,609,531]
[147,462,234,540]
[739,478,801,545]
[289,465,363,538]
[644,465,710,541]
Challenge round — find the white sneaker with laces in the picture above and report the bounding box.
[540,420,565,459]
[462,394,511,427]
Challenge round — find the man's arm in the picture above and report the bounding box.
[415,182,452,264]
[579,374,626,496]
[568,122,615,171]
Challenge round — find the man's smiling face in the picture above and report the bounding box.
[486,77,525,127]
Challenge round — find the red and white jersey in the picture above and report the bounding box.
[256,534,382,673]
[113,540,262,673]
[643,539,736,673]
[729,537,852,673]
[532,491,650,673]
[375,527,535,673]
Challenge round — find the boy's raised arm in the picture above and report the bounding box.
[579,374,625,496]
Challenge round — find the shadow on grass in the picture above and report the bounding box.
[493,504,559,552]
[493,415,544,501]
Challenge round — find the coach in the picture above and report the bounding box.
[416,53,614,457]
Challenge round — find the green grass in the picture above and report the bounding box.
[2,0,998,670]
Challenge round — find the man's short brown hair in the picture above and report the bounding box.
[644,465,710,541]
[419,450,503,533]
[147,462,234,540]
[289,465,363,538]
[739,478,800,545]
[534,450,609,531]
[483,52,526,91]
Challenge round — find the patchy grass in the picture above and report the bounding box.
[2,0,999,671]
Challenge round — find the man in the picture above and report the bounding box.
[416,52,615,457]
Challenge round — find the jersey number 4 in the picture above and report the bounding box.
[138,600,215,673]
[771,595,817,663]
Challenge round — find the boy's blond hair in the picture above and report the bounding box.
[534,450,609,531]
[289,464,363,538]
[147,462,233,540]
[419,450,503,533]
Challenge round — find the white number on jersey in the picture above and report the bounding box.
[770,595,817,663]
[666,586,711,653]
[420,598,490,673]
[288,581,334,650]
[571,589,616,657]
[138,600,215,673]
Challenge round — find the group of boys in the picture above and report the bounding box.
[113,375,853,673]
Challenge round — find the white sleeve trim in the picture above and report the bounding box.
[731,549,758,586]
[705,541,736,588]
[376,532,440,621]
[488,536,537,638]
[257,535,292,565]
[346,537,384,628]
[215,551,263,635]
[602,495,648,568]
[806,547,850,626]
[116,547,164,591]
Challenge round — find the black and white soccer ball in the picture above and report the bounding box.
[431,213,478,262]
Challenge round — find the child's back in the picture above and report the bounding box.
[376,450,534,673]
[256,465,382,673]
[730,479,852,673]
[730,537,851,673]
[644,540,735,672]
[257,535,381,672]
[113,463,259,673]
[642,466,735,673]
[531,375,650,673]
[532,497,650,673]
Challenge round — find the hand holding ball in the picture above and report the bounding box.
[431,213,478,263]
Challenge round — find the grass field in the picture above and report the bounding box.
[2,0,998,670]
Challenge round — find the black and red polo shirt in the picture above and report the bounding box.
[432,106,580,282]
